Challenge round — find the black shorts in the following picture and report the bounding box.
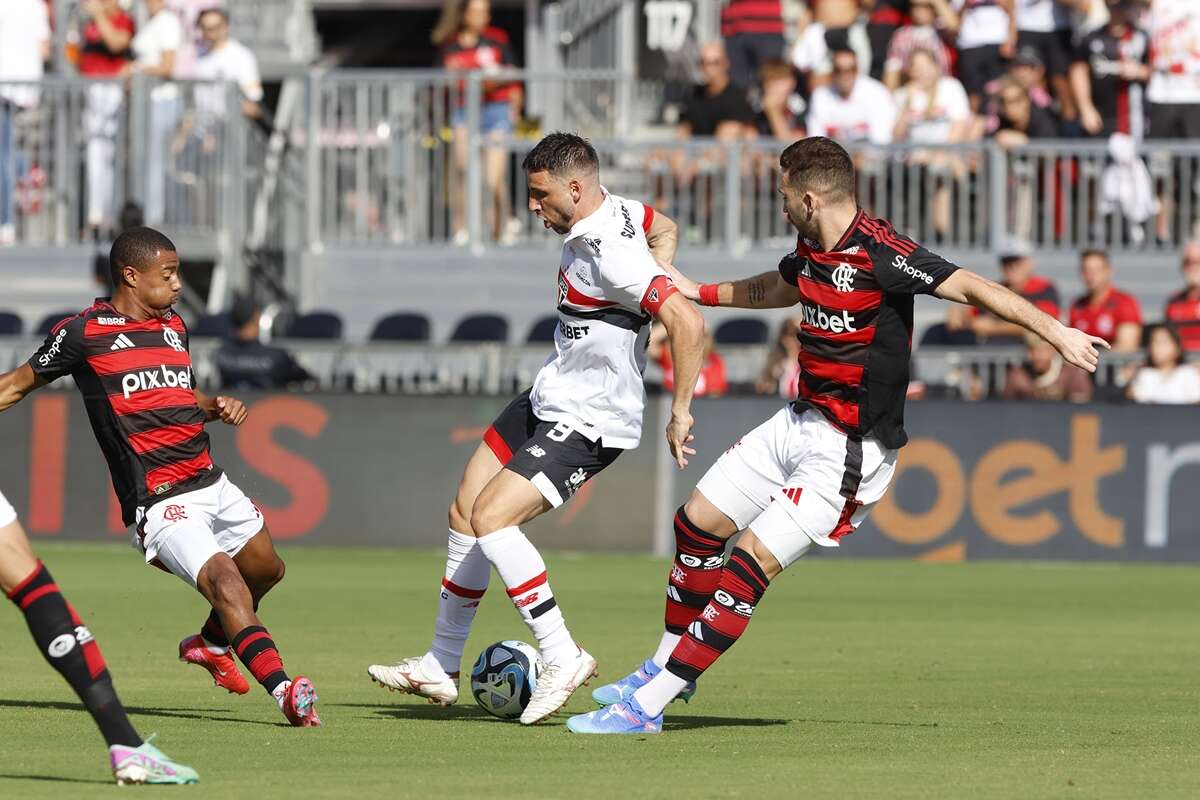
[1148,102,1200,139]
[957,44,1005,98]
[484,390,623,507]
[1017,29,1073,77]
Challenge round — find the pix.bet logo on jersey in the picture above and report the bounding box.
[800,301,858,333]
[122,365,192,398]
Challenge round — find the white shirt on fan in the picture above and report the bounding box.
[1130,365,1200,404]
[1015,0,1071,33]
[806,76,897,145]
[0,0,50,109]
[530,190,668,450]
[895,77,972,143]
[192,38,263,121]
[133,9,184,100]
[953,0,1011,49]
[1147,0,1200,105]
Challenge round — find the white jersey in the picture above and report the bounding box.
[529,190,675,450]
[806,76,897,145]
[1147,0,1200,105]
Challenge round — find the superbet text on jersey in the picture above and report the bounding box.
[27,300,220,526]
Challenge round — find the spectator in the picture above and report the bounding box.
[167,0,211,79]
[129,0,185,224]
[971,243,1061,341]
[679,42,756,139]
[757,317,802,397]
[1127,325,1200,403]
[868,0,912,79]
[1163,241,1200,350]
[791,11,873,94]
[994,76,1061,148]
[0,0,51,246]
[191,8,263,121]
[434,0,520,247]
[78,0,135,237]
[1145,0,1200,140]
[648,323,728,397]
[893,47,973,235]
[952,0,1017,110]
[1004,332,1095,401]
[1015,0,1079,125]
[215,295,313,391]
[1068,248,1142,350]
[806,48,897,144]
[882,0,959,90]
[756,59,805,139]
[721,0,786,90]
[1071,0,1151,139]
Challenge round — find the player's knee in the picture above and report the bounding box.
[201,562,252,611]
[268,557,285,587]
[448,499,474,536]
[738,532,784,581]
[468,502,507,537]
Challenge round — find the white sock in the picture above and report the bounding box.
[477,526,576,664]
[632,669,688,718]
[428,529,491,676]
[272,680,291,709]
[650,632,682,669]
[200,635,230,655]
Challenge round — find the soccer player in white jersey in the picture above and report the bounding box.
[568,136,1107,734]
[367,132,706,725]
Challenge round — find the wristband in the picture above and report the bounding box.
[698,283,720,307]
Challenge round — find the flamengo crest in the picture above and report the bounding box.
[832,263,856,293]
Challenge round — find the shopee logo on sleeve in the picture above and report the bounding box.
[121,365,192,398]
[892,254,933,285]
[37,328,68,366]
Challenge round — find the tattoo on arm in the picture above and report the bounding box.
[748,279,766,305]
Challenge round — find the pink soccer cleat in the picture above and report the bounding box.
[179,634,250,695]
[281,676,321,727]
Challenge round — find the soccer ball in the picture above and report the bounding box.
[470,640,541,719]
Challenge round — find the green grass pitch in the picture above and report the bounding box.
[1,544,1198,798]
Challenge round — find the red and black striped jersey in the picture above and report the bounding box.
[720,0,785,37]
[1165,288,1200,351]
[27,299,220,526]
[778,210,958,448]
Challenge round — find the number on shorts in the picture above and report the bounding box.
[546,422,573,442]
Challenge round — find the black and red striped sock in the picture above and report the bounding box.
[7,561,141,748]
[664,506,727,635]
[666,548,770,683]
[231,625,289,695]
[200,609,229,648]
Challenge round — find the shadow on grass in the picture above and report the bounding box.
[794,717,940,729]
[327,702,503,723]
[663,715,790,731]
[0,774,112,785]
[0,698,282,727]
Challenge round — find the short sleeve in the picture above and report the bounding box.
[161,14,184,51]
[778,251,803,286]
[32,2,51,40]
[1117,294,1142,325]
[237,48,263,101]
[596,241,670,313]
[621,197,656,235]
[27,316,86,383]
[873,240,958,295]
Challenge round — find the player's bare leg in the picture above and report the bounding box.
[182,527,285,696]
[194,553,319,727]
[367,442,503,703]
[1,511,197,783]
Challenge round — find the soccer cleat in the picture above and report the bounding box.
[179,634,250,695]
[519,646,597,726]
[591,659,697,707]
[110,735,200,785]
[366,656,459,706]
[281,676,321,727]
[566,696,662,735]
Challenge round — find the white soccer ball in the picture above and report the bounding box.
[469,640,541,719]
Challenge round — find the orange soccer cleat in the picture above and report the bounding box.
[178,634,251,695]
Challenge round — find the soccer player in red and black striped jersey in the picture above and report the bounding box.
[0,228,320,728]
[568,137,1107,734]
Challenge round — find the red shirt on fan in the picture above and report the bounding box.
[78,9,135,77]
[657,349,728,397]
[1165,289,1200,350]
[1068,287,1142,343]
[440,26,518,105]
[971,274,1060,320]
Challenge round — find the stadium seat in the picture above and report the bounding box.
[526,315,559,343]
[919,323,977,347]
[370,312,432,342]
[451,314,509,343]
[0,311,22,336]
[714,318,769,345]
[285,311,344,340]
[191,312,233,339]
[36,311,78,338]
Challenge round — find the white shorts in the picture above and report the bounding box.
[695,406,898,569]
[130,474,264,589]
[0,489,16,528]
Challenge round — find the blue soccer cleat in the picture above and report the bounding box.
[567,696,662,734]
[591,659,696,707]
[110,735,199,785]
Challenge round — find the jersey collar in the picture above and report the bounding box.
[564,187,612,242]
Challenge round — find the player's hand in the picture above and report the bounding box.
[214,396,248,426]
[666,410,696,470]
[1052,325,1110,373]
[660,262,700,302]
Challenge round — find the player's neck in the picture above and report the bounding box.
[110,292,161,322]
[568,187,605,231]
[816,203,860,252]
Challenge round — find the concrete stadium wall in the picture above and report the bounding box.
[2,393,1199,561]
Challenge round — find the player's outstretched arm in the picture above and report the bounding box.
[935,269,1110,373]
[0,364,47,413]
[645,209,679,267]
[660,264,801,309]
[656,293,706,469]
[193,389,249,425]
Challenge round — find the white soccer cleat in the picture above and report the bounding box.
[519,646,598,726]
[367,656,459,706]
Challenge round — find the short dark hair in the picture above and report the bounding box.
[110,227,177,286]
[198,7,229,25]
[521,132,599,178]
[1080,248,1110,265]
[779,136,856,201]
[1148,324,1186,369]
